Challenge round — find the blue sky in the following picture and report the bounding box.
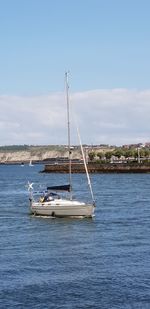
[0,0,150,145]
[0,0,150,94]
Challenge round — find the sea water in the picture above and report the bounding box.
[0,164,150,308]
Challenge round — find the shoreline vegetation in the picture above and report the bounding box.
[1,144,150,173]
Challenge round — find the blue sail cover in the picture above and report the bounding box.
[47,184,71,192]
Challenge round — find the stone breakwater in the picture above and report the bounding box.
[42,163,150,173]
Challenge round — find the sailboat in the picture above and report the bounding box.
[29,160,34,166]
[28,73,95,218]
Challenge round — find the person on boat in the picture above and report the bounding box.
[39,192,47,202]
[41,194,54,202]
[39,196,45,202]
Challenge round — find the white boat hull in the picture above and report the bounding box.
[30,199,95,218]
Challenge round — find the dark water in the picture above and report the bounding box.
[0,165,150,309]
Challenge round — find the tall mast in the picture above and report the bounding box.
[65,72,72,200]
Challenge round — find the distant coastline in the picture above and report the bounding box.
[1,144,150,173]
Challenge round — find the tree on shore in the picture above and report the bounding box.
[105,151,113,161]
[88,151,96,161]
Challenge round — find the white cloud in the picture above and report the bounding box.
[0,89,150,146]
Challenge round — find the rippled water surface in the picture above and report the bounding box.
[0,164,150,308]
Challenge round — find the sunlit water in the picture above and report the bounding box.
[0,164,150,308]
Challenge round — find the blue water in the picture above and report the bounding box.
[0,165,150,308]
